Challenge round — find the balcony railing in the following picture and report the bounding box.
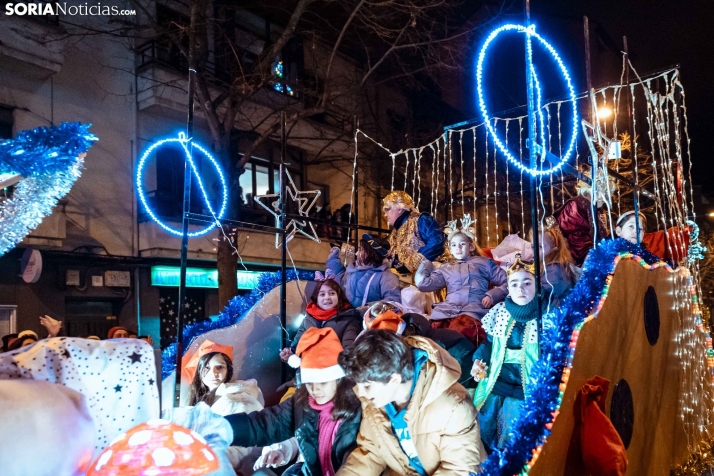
[136,40,301,98]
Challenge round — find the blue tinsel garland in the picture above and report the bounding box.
[480,238,661,475]
[161,269,314,379]
[0,122,96,176]
[0,122,97,256]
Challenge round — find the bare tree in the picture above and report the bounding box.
[122,0,490,307]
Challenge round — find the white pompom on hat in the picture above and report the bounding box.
[17,330,38,340]
[289,327,345,384]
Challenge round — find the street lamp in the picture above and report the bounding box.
[597,107,613,119]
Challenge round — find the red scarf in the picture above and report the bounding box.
[306,302,348,322]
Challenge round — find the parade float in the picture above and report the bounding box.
[153,17,714,476]
[0,10,708,476]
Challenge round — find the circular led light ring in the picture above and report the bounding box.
[530,63,548,164]
[476,24,578,176]
[137,132,228,237]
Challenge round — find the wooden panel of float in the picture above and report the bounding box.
[530,259,693,476]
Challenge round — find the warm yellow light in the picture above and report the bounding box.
[709,211,714,217]
[597,107,612,119]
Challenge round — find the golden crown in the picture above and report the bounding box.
[507,253,536,277]
[383,191,415,210]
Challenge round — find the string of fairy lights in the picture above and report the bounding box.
[355,66,712,459]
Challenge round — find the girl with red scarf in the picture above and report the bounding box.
[280,272,362,362]
[227,327,362,476]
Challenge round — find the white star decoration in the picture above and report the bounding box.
[254,168,321,248]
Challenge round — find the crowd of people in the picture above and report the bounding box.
[0,184,654,475]
[0,320,153,353]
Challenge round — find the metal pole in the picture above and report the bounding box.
[353,116,359,244]
[279,112,288,383]
[525,0,543,325]
[584,16,599,248]
[623,37,641,244]
[583,17,593,97]
[173,65,195,408]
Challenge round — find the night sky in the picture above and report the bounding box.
[442,1,713,192]
[530,1,713,191]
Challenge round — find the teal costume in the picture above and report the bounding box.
[472,298,540,451]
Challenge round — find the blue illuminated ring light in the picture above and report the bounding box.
[476,24,578,176]
[136,132,228,237]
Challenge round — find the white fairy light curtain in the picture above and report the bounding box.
[356,65,713,454]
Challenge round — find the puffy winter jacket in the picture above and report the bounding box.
[415,255,507,320]
[290,308,362,350]
[327,249,401,309]
[208,380,266,472]
[402,313,475,384]
[225,393,362,476]
[336,336,483,476]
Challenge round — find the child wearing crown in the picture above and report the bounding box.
[470,254,540,452]
[415,214,507,345]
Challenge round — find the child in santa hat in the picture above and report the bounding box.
[227,327,362,476]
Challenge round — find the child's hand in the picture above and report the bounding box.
[254,444,290,469]
[471,359,488,382]
[39,315,62,337]
[340,243,355,260]
[279,347,294,362]
[481,295,494,308]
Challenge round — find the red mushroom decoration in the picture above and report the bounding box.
[87,419,220,476]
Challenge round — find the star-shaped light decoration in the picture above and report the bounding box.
[254,168,321,248]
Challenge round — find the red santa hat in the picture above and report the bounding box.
[370,311,407,335]
[181,339,234,383]
[288,327,345,383]
[106,326,128,339]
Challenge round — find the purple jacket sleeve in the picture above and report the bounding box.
[485,260,508,303]
[325,248,347,285]
[415,262,447,292]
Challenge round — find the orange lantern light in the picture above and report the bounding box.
[87,419,220,476]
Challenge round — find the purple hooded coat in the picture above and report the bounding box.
[415,254,508,320]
